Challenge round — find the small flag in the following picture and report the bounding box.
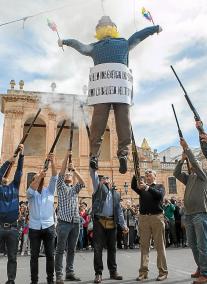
[141,7,154,24]
[47,18,57,32]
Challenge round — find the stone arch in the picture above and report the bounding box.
[99,126,110,161]
[23,116,46,156]
[55,119,79,158]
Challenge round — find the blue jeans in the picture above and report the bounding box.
[0,226,19,282]
[55,221,80,279]
[185,213,207,276]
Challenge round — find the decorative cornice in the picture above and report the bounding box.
[2,94,38,103]
[4,109,24,118]
[48,112,57,120]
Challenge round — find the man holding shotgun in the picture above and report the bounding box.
[27,153,58,284]
[0,144,24,284]
[173,138,207,284]
[55,150,85,283]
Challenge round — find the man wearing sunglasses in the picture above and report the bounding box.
[131,169,167,281]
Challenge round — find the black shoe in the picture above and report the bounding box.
[110,272,123,280]
[5,281,15,284]
[90,157,98,170]
[65,273,81,281]
[94,274,102,283]
[119,156,127,174]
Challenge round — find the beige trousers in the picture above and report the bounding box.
[90,103,131,157]
[139,214,168,276]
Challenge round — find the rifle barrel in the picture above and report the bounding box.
[171,104,183,138]
[43,119,66,171]
[170,65,204,133]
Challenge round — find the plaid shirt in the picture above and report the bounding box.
[57,175,84,223]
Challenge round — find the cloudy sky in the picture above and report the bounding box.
[0,0,207,152]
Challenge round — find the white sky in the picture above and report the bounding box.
[0,0,207,151]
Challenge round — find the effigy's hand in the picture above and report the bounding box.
[158,25,163,33]
[58,39,63,47]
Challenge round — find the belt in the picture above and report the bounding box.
[95,215,114,220]
[0,222,17,228]
[141,213,162,216]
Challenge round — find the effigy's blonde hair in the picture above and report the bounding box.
[95,25,120,40]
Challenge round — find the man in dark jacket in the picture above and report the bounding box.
[131,169,168,281]
[0,144,24,284]
[174,138,207,284]
[90,167,128,283]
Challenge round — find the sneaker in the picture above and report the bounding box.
[56,279,64,284]
[110,271,123,280]
[94,274,102,283]
[21,252,24,256]
[156,274,168,281]
[65,273,81,281]
[90,157,98,170]
[136,273,148,281]
[27,251,31,256]
[193,276,207,284]
[119,156,127,174]
[191,270,200,278]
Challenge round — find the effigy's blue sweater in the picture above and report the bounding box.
[62,25,159,66]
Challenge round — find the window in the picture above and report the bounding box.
[23,117,46,156]
[27,172,36,189]
[168,176,177,194]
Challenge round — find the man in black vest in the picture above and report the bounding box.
[90,167,128,283]
[0,144,24,284]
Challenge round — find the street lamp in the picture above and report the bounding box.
[124,182,128,195]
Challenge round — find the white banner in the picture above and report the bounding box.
[87,63,133,106]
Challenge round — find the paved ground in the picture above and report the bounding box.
[0,248,196,284]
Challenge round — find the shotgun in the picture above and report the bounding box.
[170,65,205,134]
[171,104,191,174]
[3,108,41,179]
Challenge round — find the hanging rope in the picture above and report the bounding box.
[0,4,73,28]
[101,0,106,15]
[133,0,137,31]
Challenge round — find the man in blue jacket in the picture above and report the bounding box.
[90,166,128,283]
[58,16,162,174]
[0,144,24,284]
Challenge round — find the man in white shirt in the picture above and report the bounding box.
[27,154,58,284]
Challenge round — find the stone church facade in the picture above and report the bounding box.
[0,80,188,204]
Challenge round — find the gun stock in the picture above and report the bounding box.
[131,127,141,181]
[170,65,204,134]
[3,108,41,179]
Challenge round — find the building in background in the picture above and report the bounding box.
[1,80,203,204]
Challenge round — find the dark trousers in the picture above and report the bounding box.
[29,225,55,283]
[93,219,117,275]
[123,226,135,248]
[0,227,18,282]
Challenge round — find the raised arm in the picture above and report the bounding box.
[68,162,85,187]
[128,25,161,51]
[47,153,58,194]
[148,184,165,200]
[89,166,99,192]
[180,138,206,181]
[58,38,93,56]
[13,144,24,188]
[173,158,189,185]
[27,171,46,198]
[131,175,142,195]
[59,150,70,176]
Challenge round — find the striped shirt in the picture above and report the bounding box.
[57,175,84,223]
